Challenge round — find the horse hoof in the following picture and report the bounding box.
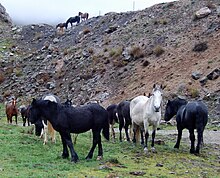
[71,158,78,163]
[144,147,148,154]
[151,147,157,153]
[97,156,103,161]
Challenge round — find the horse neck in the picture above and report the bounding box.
[148,96,157,112]
[174,99,187,114]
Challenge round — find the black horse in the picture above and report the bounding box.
[116,101,132,142]
[20,105,30,126]
[29,98,109,163]
[65,16,80,29]
[106,104,118,139]
[164,97,208,154]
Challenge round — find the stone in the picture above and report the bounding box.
[195,7,211,19]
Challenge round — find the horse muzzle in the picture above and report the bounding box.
[154,106,160,112]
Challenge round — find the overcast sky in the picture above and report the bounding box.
[1,0,175,25]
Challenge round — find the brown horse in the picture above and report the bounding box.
[56,23,66,33]
[5,98,19,124]
[78,12,89,21]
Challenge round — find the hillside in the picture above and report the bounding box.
[0,0,219,120]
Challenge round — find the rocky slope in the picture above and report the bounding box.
[0,0,219,120]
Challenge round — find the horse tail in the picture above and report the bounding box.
[102,113,110,141]
[65,19,70,29]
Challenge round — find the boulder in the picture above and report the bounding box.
[195,7,211,19]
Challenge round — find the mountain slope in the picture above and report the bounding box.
[0,0,219,119]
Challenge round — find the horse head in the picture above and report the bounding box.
[151,84,163,112]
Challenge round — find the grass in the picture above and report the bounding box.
[0,103,219,177]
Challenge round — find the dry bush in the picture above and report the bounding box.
[88,48,94,54]
[193,42,208,52]
[83,28,91,35]
[188,88,200,98]
[109,47,123,58]
[0,72,5,84]
[153,45,165,56]
[34,32,43,40]
[129,46,145,59]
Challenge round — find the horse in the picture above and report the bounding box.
[39,94,60,145]
[106,104,118,139]
[5,98,19,124]
[78,12,89,21]
[130,84,163,153]
[129,95,149,145]
[65,16,80,29]
[164,97,208,154]
[116,101,132,142]
[56,23,66,33]
[20,105,30,126]
[29,99,109,163]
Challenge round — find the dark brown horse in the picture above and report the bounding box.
[79,12,89,21]
[5,98,19,124]
[56,23,66,33]
[20,105,30,126]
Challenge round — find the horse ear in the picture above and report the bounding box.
[153,84,156,89]
[32,98,37,105]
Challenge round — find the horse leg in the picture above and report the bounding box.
[143,120,149,153]
[132,123,137,143]
[119,121,124,142]
[22,116,26,126]
[48,121,56,143]
[140,128,144,145]
[86,131,99,160]
[151,127,157,153]
[42,120,48,145]
[61,132,79,162]
[15,115,17,125]
[195,127,204,154]
[111,124,116,139]
[174,126,182,149]
[97,134,103,160]
[189,129,195,154]
[124,123,130,142]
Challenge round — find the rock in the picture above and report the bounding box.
[199,76,208,86]
[192,71,202,80]
[53,38,59,43]
[0,3,12,24]
[207,68,220,80]
[105,25,119,34]
[195,7,211,19]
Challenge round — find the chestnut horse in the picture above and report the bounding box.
[79,12,89,21]
[5,98,19,124]
[56,23,66,33]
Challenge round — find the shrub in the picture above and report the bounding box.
[153,45,165,56]
[192,42,208,52]
[189,88,200,98]
[129,46,145,59]
[83,28,91,35]
[0,72,5,83]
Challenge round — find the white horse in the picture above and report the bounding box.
[130,84,163,153]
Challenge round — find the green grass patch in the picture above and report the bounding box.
[0,103,219,177]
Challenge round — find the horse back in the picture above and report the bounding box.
[177,101,208,129]
[60,103,108,133]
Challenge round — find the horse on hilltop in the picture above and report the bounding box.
[56,23,66,33]
[79,12,89,21]
[65,16,80,29]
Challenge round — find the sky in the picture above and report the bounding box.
[1,0,175,26]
